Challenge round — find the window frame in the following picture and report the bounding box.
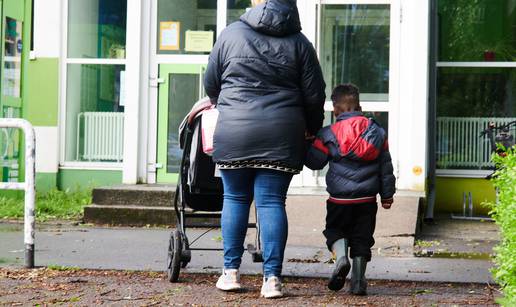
[435,63,516,175]
[59,0,128,169]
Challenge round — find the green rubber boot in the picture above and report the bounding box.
[328,239,351,291]
[350,256,368,295]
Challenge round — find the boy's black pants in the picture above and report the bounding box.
[323,200,378,262]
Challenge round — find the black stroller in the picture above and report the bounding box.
[167,98,263,283]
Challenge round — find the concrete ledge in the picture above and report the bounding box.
[92,184,175,207]
[83,205,221,227]
[84,205,176,226]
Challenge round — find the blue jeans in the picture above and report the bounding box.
[220,168,293,278]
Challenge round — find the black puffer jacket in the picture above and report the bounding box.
[305,112,396,202]
[204,0,326,171]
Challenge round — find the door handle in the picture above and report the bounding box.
[150,78,165,88]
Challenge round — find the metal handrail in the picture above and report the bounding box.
[0,118,36,268]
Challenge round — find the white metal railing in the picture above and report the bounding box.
[0,119,36,268]
[437,117,516,169]
[76,112,124,162]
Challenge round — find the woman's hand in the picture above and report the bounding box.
[305,131,315,141]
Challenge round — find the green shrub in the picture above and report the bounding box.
[487,148,516,306]
[0,188,91,221]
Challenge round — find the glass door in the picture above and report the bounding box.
[1,0,24,183]
[307,0,398,186]
[151,0,253,183]
[156,64,207,183]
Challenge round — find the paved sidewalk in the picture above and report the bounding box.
[0,222,494,284]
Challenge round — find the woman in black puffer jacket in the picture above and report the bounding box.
[204,0,325,298]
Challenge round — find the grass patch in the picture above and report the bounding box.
[414,289,433,295]
[0,257,19,265]
[47,265,81,271]
[0,188,91,221]
[415,240,440,248]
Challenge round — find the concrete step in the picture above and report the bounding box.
[84,205,176,226]
[83,204,221,227]
[92,184,176,207]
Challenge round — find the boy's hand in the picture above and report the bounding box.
[381,198,393,209]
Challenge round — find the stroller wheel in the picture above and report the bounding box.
[167,229,182,282]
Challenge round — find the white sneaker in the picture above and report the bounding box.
[216,269,241,291]
[260,276,283,299]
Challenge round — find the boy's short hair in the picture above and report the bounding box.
[331,84,360,107]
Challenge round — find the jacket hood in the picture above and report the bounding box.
[240,0,301,37]
[331,112,386,162]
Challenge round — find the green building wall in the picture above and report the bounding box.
[57,169,122,191]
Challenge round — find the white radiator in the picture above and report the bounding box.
[437,117,516,169]
[77,112,124,162]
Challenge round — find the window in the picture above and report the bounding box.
[157,0,217,55]
[0,107,21,182]
[166,73,201,173]
[320,5,390,102]
[64,0,127,164]
[436,0,516,171]
[68,0,127,59]
[438,0,516,62]
[227,0,251,25]
[3,17,23,98]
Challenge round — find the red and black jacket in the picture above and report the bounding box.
[305,112,395,204]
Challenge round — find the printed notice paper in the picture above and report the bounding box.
[185,31,214,52]
[160,22,180,51]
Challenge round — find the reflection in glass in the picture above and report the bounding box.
[228,0,252,25]
[68,0,127,59]
[438,68,516,117]
[436,68,516,169]
[157,0,217,55]
[438,0,516,62]
[167,73,203,173]
[320,5,390,102]
[3,17,22,97]
[65,64,125,162]
[0,107,21,182]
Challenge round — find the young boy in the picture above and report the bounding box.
[306,84,395,295]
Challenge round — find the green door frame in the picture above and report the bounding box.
[156,63,207,183]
